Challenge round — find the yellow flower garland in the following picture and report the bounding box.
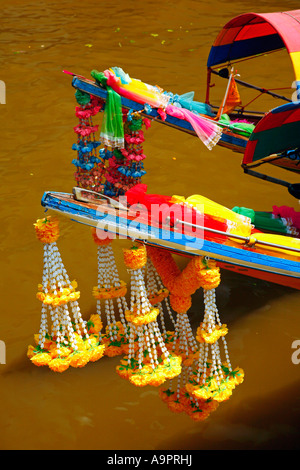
[125,306,160,325]
[196,323,228,344]
[28,314,106,372]
[116,354,182,387]
[92,281,127,300]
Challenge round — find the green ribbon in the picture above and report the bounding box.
[91,70,124,148]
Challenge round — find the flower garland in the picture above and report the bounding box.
[91,228,130,357]
[147,245,244,418]
[145,258,176,340]
[146,246,220,313]
[72,90,106,192]
[116,243,182,387]
[29,217,105,372]
[185,279,244,404]
[103,111,148,198]
[28,314,105,373]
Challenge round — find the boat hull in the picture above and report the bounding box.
[41,191,300,290]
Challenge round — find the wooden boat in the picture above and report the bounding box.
[69,9,300,197]
[41,188,300,290]
[41,9,300,291]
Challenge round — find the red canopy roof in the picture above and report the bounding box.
[207,10,300,82]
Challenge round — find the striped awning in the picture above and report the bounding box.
[207,10,300,93]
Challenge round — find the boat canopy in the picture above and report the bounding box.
[207,10,300,92]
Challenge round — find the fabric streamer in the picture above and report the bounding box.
[92,68,222,150]
[90,70,124,148]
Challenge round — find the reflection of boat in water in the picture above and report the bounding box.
[42,9,300,290]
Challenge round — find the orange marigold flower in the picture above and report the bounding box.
[48,357,70,373]
[31,352,52,367]
[91,227,113,245]
[129,373,151,387]
[88,344,105,362]
[123,244,147,270]
[196,324,228,344]
[104,345,123,357]
[125,307,159,325]
[116,365,133,380]
[148,288,169,305]
[49,345,71,359]
[34,216,60,244]
[167,400,185,414]
[27,345,35,359]
[69,351,90,368]
[169,294,191,314]
[147,371,166,387]
[87,314,103,334]
[92,281,127,300]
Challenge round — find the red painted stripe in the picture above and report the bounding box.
[217,260,300,290]
[250,109,296,133]
[212,10,300,54]
[242,140,257,164]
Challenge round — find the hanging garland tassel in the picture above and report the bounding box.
[145,258,176,343]
[116,243,182,387]
[27,217,105,373]
[91,228,131,357]
[147,246,244,420]
[185,258,244,404]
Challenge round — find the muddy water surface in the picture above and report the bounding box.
[0,0,300,450]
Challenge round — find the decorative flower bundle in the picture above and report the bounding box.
[103,112,147,197]
[116,243,182,387]
[29,217,105,372]
[147,246,219,314]
[72,90,106,192]
[146,245,244,420]
[91,228,130,357]
[185,277,244,404]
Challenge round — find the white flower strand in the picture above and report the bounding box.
[146,258,176,329]
[95,242,130,342]
[37,241,87,353]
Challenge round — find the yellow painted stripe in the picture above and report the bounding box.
[290,51,300,82]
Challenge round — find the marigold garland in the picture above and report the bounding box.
[123,243,147,270]
[92,229,130,357]
[145,258,176,341]
[146,247,220,313]
[116,243,182,386]
[185,288,244,404]
[34,216,60,244]
[196,323,228,344]
[92,280,127,300]
[28,315,106,373]
[29,219,105,372]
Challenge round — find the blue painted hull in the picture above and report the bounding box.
[41,191,300,289]
[72,76,248,154]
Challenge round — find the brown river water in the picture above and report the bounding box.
[1,0,300,451]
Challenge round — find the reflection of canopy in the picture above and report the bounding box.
[207,10,300,89]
